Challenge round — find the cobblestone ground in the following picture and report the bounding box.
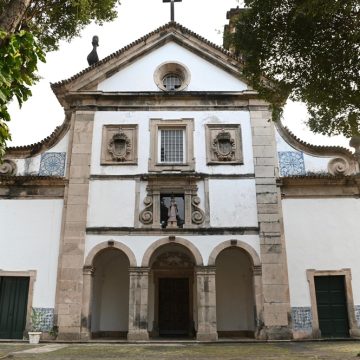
[1,341,360,360]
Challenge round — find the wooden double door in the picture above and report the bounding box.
[315,275,349,337]
[0,277,29,339]
[158,278,191,336]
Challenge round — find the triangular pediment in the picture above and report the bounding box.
[51,22,249,99]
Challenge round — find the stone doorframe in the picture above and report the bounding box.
[306,268,360,338]
[0,270,37,335]
[80,241,137,340]
[208,240,263,338]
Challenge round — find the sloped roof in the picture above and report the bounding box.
[51,21,246,95]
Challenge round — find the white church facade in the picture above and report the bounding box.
[0,20,360,341]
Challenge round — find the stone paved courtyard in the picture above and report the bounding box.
[1,341,360,360]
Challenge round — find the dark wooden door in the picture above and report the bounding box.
[158,278,189,336]
[0,277,29,339]
[315,275,349,338]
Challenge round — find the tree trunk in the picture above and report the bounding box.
[0,0,31,33]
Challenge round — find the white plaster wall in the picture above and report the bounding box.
[216,248,255,331]
[85,234,260,268]
[91,110,253,176]
[14,133,69,176]
[283,198,360,307]
[92,249,129,332]
[87,180,135,227]
[0,199,63,307]
[275,128,331,173]
[98,42,247,92]
[209,179,258,227]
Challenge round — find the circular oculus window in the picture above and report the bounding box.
[154,62,191,91]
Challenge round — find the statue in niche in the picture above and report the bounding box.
[167,196,178,228]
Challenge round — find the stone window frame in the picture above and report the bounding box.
[0,270,37,334]
[306,268,360,338]
[153,61,191,92]
[205,124,243,165]
[149,118,195,172]
[101,124,138,165]
[138,176,205,229]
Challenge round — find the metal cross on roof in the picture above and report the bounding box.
[163,0,182,22]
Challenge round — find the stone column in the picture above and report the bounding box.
[80,265,94,340]
[196,266,218,341]
[128,267,150,340]
[250,104,292,340]
[54,111,94,340]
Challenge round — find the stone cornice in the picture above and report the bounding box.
[278,175,360,198]
[86,227,259,236]
[61,91,266,111]
[0,176,67,198]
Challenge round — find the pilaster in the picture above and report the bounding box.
[196,266,218,341]
[54,111,94,340]
[127,267,150,340]
[250,107,292,340]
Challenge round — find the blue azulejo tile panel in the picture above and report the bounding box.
[278,151,306,177]
[355,305,360,327]
[39,152,66,176]
[33,307,54,332]
[291,307,312,331]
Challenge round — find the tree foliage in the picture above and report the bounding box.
[229,0,360,137]
[0,0,120,158]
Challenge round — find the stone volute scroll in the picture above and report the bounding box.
[139,196,153,225]
[191,196,205,225]
[0,159,17,175]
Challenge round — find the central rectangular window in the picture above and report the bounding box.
[159,129,184,163]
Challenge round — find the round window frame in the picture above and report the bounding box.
[154,62,191,92]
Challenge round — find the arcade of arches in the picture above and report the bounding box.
[82,241,261,340]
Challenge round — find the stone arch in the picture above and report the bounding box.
[208,240,261,267]
[84,240,137,268]
[141,237,203,267]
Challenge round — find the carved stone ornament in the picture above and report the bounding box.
[139,196,153,225]
[108,132,131,162]
[206,124,243,165]
[328,157,352,176]
[152,251,193,269]
[191,196,205,225]
[212,130,235,161]
[0,159,17,175]
[101,125,137,165]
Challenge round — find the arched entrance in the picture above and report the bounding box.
[91,248,130,339]
[148,243,197,338]
[214,247,256,338]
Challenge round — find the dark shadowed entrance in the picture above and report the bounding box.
[158,278,189,336]
[149,244,195,338]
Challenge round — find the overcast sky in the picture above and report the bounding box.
[7,0,349,149]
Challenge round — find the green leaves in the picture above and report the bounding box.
[0,29,45,157]
[229,0,360,137]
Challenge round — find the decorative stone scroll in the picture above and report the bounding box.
[101,125,137,165]
[205,124,243,165]
[191,196,205,225]
[139,196,153,225]
[138,176,206,228]
[328,157,352,176]
[0,159,17,175]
